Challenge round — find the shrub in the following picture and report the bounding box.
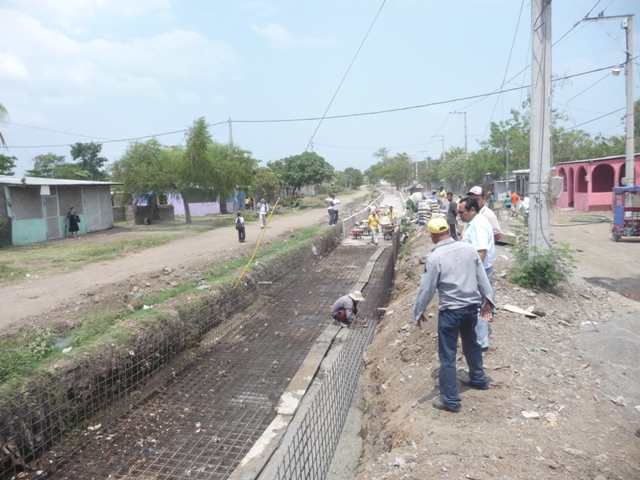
[508,228,575,290]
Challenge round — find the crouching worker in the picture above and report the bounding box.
[331,291,367,327]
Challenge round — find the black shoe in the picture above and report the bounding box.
[481,347,489,352]
[460,378,489,390]
[636,429,640,438]
[432,401,460,413]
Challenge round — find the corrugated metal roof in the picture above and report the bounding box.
[0,176,122,186]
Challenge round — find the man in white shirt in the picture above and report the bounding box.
[467,186,501,244]
[326,194,335,225]
[458,197,495,351]
[257,199,269,229]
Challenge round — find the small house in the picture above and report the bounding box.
[0,176,122,245]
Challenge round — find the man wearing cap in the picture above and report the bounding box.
[331,291,366,327]
[258,199,269,229]
[458,197,495,351]
[467,186,501,244]
[414,217,494,413]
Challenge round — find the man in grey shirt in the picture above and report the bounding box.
[331,291,366,327]
[414,217,494,412]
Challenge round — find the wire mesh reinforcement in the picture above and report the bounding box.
[274,231,399,480]
[0,227,345,479]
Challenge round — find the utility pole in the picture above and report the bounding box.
[584,13,635,186]
[450,111,468,162]
[433,135,445,162]
[505,136,510,195]
[529,0,552,256]
[228,117,238,215]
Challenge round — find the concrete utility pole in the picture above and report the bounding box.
[528,0,552,256]
[433,135,445,162]
[584,13,635,186]
[228,117,239,214]
[450,111,468,162]
[505,136,510,194]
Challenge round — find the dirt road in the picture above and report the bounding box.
[0,189,370,337]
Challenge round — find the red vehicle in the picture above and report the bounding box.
[611,186,640,242]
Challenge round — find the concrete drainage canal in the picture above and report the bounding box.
[0,230,399,479]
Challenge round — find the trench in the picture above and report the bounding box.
[1,218,397,479]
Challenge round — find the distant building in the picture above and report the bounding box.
[556,154,640,211]
[0,176,121,245]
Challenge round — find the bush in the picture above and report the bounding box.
[508,228,575,290]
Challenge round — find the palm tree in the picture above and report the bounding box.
[0,103,7,148]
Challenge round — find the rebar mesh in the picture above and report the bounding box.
[274,231,399,480]
[0,226,397,480]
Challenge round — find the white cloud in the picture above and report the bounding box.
[6,0,170,25]
[252,23,296,48]
[0,9,239,96]
[0,52,29,80]
[251,22,334,49]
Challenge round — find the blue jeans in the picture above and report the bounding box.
[438,305,487,410]
[475,265,494,348]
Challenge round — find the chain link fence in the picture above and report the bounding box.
[274,232,399,480]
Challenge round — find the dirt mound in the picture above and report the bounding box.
[356,233,640,479]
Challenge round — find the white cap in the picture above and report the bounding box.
[467,186,483,196]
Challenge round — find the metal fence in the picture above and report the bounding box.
[274,231,399,480]
[0,227,345,479]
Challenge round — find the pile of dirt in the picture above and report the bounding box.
[355,231,640,479]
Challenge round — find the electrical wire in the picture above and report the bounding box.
[304,0,387,152]
[565,107,625,130]
[482,0,527,138]
[5,64,624,150]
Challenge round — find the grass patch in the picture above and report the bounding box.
[0,327,60,383]
[0,235,178,286]
[398,237,415,261]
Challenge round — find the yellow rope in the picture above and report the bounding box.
[233,197,280,290]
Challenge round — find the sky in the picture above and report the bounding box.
[1,0,639,177]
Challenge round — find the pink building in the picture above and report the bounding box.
[556,154,640,211]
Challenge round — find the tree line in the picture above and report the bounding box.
[366,98,640,190]
[1,116,365,223]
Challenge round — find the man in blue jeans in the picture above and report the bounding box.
[413,218,494,413]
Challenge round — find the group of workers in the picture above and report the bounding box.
[332,185,503,413]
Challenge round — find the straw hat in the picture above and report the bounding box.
[348,291,364,302]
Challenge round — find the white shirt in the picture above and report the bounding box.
[462,213,495,269]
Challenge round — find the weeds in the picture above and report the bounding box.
[508,227,576,290]
[0,327,58,383]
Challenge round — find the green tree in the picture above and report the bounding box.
[0,153,16,175]
[111,139,175,219]
[270,151,334,196]
[207,141,258,213]
[70,142,109,180]
[381,153,412,188]
[25,153,66,178]
[251,167,282,202]
[439,147,466,191]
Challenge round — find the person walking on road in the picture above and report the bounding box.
[235,212,245,243]
[446,192,458,240]
[458,197,495,352]
[258,199,269,229]
[368,208,379,245]
[510,191,520,217]
[326,194,335,225]
[413,218,494,413]
[331,291,367,328]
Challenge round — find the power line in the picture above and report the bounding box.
[4,122,115,141]
[482,0,527,137]
[304,0,387,151]
[565,106,625,130]
[5,64,622,149]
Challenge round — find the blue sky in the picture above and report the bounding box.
[1,0,638,176]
